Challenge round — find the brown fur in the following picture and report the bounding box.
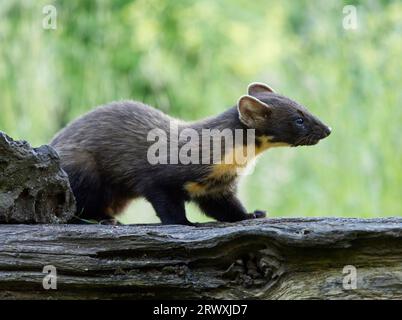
[50,83,331,224]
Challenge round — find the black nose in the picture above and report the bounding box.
[323,126,332,137]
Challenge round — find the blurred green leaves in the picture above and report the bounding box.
[0,0,401,221]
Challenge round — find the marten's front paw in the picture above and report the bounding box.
[246,210,266,219]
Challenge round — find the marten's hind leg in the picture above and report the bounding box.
[101,192,134,224]
[62,162,112,223]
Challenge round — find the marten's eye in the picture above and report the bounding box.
[295,118,304,125]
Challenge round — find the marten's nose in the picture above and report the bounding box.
[323,126,331,137]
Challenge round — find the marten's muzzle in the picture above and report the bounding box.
[293,125,331,146]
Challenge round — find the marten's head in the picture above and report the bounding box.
[237,82,331,146]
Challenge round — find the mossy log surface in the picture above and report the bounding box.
[0,217,401,299]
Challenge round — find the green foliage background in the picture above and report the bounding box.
[1,0,401,222]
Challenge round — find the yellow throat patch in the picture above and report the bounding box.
[184,136,289,197]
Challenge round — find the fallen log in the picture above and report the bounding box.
[0,217,401,299]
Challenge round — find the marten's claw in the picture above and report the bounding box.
[246,210,266,219]
[99,219,121,226]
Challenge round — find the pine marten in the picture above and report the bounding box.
[50,82,331,225]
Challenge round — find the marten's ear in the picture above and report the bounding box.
[247,82,275,96]
[238,95,272,127]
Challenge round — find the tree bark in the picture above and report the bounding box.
[0,217,401,299]
[0,132,75,223]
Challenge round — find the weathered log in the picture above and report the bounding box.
[0,217,401,299]
[0,132,75,223]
